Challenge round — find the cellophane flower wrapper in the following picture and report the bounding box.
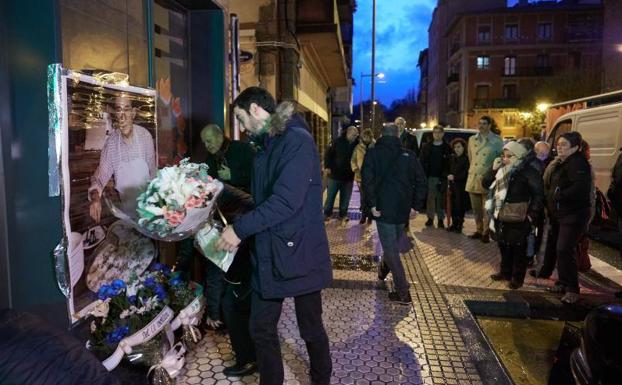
[105,159,224,241]
[194,221,237,272]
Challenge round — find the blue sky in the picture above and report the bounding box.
[352,0,436,106]
[352,0,518,106]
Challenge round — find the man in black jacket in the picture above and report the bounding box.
[200,124,255,193]
[420,125,452,228]
[395,116,419,156]
[362,124,427,304]
[323,126,359,224]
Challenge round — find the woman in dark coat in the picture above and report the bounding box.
[540,132,592,303]
[483,141,544,289]
[446,138,470,233]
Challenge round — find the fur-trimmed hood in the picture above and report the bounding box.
[268,101,296,136]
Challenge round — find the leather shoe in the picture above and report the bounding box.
[469,232,482,239]
[490,273,510,281]
[223,362,257,377]
[481,234,490,243]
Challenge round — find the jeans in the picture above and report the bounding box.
[323,178,353,218]
[426,177,445,222]
[249,290,332,385]
[469,192,490,235]
[376,221,410,297]
[222,281,256,366]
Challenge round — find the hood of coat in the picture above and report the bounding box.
[268,101,296,136]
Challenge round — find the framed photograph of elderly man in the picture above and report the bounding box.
[49,67,158,324]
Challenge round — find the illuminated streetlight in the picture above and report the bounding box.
[359,72,385,129]
[420,122,426,128]
[536,102,550,113]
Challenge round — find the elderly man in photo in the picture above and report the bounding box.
[89,94,156,222]
[216,87,332,385]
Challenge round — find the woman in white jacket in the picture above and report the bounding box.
[351,128,375,224]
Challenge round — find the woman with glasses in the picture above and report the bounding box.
[483,141,544,289]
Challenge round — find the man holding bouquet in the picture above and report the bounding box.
[216,87,332,385]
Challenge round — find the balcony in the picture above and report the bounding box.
[446,73,459,85]
[473,98,521,109]
[296,0,348,87]
[502,66,554,77]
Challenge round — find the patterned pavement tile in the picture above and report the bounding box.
[178,188,615,385]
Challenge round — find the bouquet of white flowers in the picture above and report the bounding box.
[105,159,223,241]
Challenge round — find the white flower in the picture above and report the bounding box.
[119,309,131,319]
[90,298,111,318]
[90,321,97,333]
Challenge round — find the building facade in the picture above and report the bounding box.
[602,0,622,91]
[435,0,603,138]
[426,0,506,128]
[0,0,352,314]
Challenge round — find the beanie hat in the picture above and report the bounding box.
[503,141,528,159]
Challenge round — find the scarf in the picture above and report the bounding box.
[485,158,524,231]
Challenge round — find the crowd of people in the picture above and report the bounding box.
[151,85,622,385]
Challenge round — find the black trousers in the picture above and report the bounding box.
[540,214,587,293]
[222,282,256,366]
[249,290,332,385]
[498,241,528,284]
[450,185,468,228]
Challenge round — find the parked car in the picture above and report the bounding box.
[571,303,622,385]
[412,127,478,148]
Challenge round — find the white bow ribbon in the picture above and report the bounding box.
[148,342,187,379]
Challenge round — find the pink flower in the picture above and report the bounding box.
[184,195,204,209]
[163,207,186,226]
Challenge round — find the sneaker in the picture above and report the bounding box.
[425,219,434,227]
[490,273,511,281]
[469,232,482,239]
[481,234,490,243]
[388,291,412,305]
[223,362,257,377]
[437,221,445,229]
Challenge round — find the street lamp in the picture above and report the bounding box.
[536,102,550,113]
[359,72,384,129]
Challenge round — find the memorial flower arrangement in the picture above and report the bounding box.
[135,159,222,239]
[87,263,199,356]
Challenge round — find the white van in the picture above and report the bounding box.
[546,101,622,193]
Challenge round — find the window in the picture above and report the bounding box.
[538,22,552,39]
[505,24,519,40]
[476,56,490,69]
[537,54,550,68]
[476,85,490,99]
[478,25,491,42]
[504,56,516,75]
[502,84,517,99]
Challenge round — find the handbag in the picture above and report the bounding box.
[498,202,529,223]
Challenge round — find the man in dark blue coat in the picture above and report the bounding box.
[216,87,332,385]
[362,123,426,304]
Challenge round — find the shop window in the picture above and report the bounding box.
[476,56,490,70]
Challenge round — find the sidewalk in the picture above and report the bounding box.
[177,190,620,385]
